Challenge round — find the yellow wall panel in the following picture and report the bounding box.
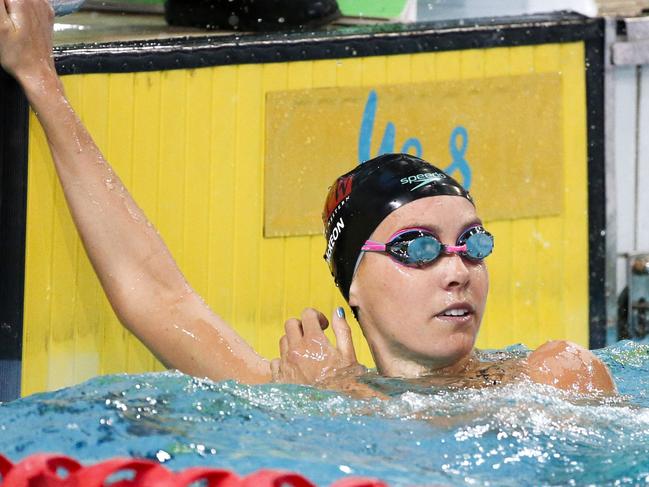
[533,44,563,346]
[411,51,436,83]
[560,43,589,346]
[535,44,561,73]
[480,221,513,349]
[22,119,56,394]
[510,45,535,75]
[207,67,237,324]
[435,51,461,81]
[536,218,563,343]
[507,45,539,350]
[282,62,316,323]
[184,68,214,298]
[386,54,411,84]
[460,49,485,79]
[158,70,187,270]
[22,42,591,395]
[258,62,288,357]
[475,46,508,349]
[335,56,363,87]
[361,56,387,86]
[511,219,540,346]
[476,46,510,349]
[232,64,263,350]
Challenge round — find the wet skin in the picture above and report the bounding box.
[0,0,615,395]
[347,196,615,393]
[350,196,488,378]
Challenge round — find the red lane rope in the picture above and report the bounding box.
[0,454,388,486]
[0,456,12,479]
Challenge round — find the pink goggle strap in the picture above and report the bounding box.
[362,227,431,252]
[444,244,467,254]
[361,241,386,251]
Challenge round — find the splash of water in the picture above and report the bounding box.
[1,341,648,486]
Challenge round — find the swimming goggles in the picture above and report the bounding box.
[361,225,494,267]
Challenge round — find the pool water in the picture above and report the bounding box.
[1,341,648,486]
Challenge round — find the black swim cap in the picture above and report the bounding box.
[322,153,473,300]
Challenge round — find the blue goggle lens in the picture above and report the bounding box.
[386,226,494,266]
[464,231,494,260]
[405,236,442,265]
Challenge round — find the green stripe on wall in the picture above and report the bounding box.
[338,0,407,18]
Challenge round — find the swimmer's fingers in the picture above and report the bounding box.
[279,335,289,357]
[0,0,54,76]
[331,307,358,363]
[270,358,281,382]
[4,0,52,30]
[300,308,329,339]
[0,0,11,34]
[284,318,303,348]
[2,0,15,15]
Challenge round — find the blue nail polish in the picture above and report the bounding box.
[336,307,345,318]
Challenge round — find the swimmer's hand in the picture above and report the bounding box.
[525,340,616,394]
[271,307,366,385]
[0,0,56,84]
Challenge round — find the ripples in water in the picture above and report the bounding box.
[1,340,648,486]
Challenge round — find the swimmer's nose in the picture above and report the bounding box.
[439,253,470,289]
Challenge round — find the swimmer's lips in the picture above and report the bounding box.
[434,303,475,322]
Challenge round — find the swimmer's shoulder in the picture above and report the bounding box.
[471,350,526,387]
[525,340,616,394]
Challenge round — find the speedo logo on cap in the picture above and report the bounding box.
[400,172,446,191]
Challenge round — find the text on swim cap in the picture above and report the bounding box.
[325,218,345,261]
[400,172,446,191]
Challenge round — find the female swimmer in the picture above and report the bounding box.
[0,0,615,394]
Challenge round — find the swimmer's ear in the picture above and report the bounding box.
[347,281,361,323]
[348,279,360,308]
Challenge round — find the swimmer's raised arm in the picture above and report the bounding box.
[0,0,274,382]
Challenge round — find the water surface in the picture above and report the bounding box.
[1,341,648,486]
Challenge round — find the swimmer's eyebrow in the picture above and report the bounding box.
[463,217,484,228]
[400,218,484,235]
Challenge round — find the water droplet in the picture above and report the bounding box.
[155,450,171,462]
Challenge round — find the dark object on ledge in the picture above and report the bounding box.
[164,0,341,31]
